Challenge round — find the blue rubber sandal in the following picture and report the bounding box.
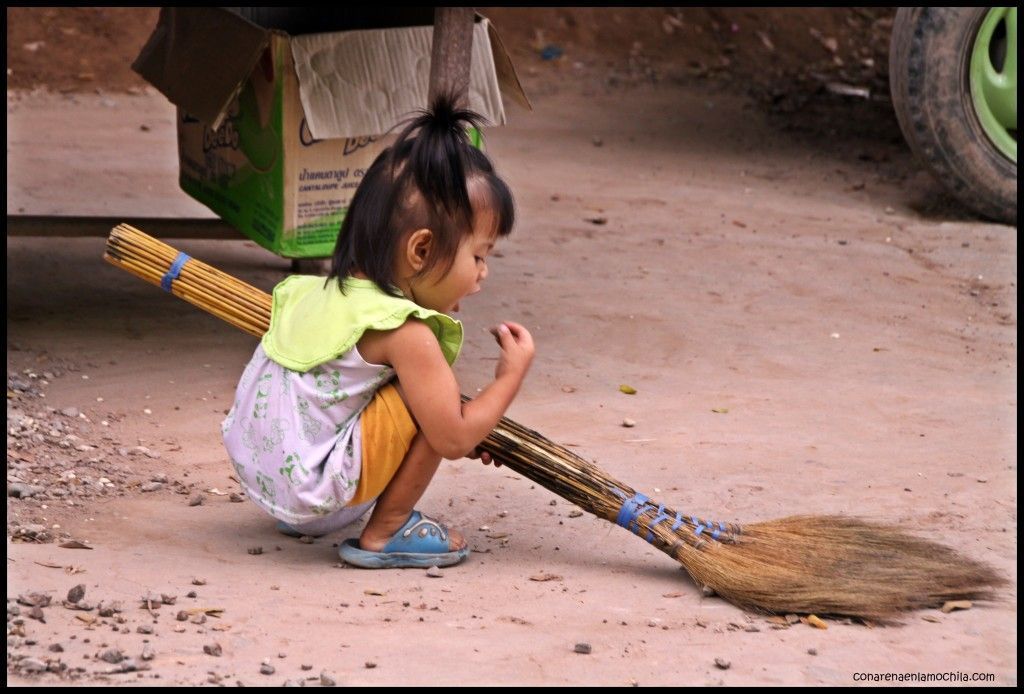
[338,511,469,569]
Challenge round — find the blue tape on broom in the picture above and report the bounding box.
[615,493,650,535]
[671,513,684,531]
[161,252,190,292]
[646,505,673,542]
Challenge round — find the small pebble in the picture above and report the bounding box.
[141,644,156,661]
[574,642,592,654]
[260,663,275,675]
[714,657,731,670]
[321,671,337,686]
[204,643,222,657]
[426,566,444,578]
[21,658,47,674]
[100,648,125,664]
[622,418,636,428]
[365,661,377,669]
[137,624,154,634]
[808,648,818,656]
[67,584,86,604]
[301,664,313,671]
[189,494,203,507]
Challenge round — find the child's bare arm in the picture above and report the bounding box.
[381,319,533,459]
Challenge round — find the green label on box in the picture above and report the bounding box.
[177,53,287,255]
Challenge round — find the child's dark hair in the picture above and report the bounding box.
[327,92,515,295]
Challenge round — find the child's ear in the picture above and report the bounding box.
[406,228,433,272]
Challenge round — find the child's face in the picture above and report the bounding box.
[413,208,498,315]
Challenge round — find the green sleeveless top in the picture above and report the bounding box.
[261,276,463,372]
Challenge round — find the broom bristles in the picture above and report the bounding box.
[673,515,1006,622]
[104,224,1006,622]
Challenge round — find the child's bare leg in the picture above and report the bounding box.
[358,432,466,552]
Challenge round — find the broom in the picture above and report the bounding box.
[104,223,1005,622]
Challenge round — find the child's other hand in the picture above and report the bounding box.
[467,447,502,467]
[490,321,535,381]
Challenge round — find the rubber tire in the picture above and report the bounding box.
[889,7,1017,225]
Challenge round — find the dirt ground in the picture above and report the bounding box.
[7,8,1018,687]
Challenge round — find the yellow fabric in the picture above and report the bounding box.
[350,383,417,505]
[262,276,463,371]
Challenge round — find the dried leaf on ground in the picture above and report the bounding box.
[804,614,828,629]
[941,600,972,613]
[59,540,93,549]
[529,573,563,582]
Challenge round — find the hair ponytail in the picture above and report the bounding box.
[328,92,515,295]
[389,92,487,236]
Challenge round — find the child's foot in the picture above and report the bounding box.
[339,511,469,569]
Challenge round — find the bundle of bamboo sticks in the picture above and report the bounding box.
[104,223,1005,622]
[105,223,271,337]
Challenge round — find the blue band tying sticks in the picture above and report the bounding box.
[614,490,727,545]
[615,492,649,535]
[161,252,190,292]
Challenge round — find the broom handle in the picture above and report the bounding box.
[103,225,733,553]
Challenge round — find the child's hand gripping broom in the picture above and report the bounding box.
[104,223,1005,623]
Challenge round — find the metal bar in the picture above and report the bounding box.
[428,7,475,109]
[7,216,247,240]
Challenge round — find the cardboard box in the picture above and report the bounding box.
[132,8,528,258]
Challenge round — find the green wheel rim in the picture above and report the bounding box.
[970,7,1017,163]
